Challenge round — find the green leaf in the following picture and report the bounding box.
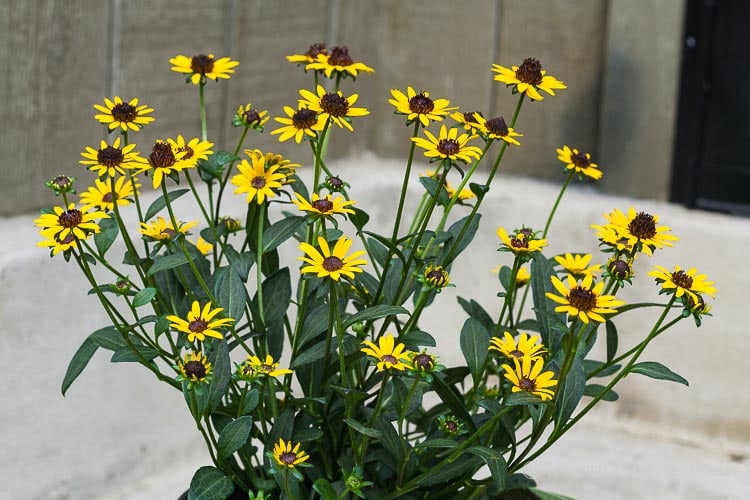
[144,188,189,221]
[584,384,619,401]
[313,479,338,500]
[94,217,119,256]
[110,344,159,363]
[555,356,586,428]
[88,326,126,351]
[465,445,507,491]
[239,389,259,416]
[290,338,331,369]
[253,268,291,326]
[214,267,248,324]
[262,216,305,254]
[442,214,481,261]
[457,297,495,332]
[224,246,255,282]
[61,337,98,396]
[132,287,157,308]
[373,415,405,461]
[208,340,231,412]
[342,305,410,330]
[217,415,253,460]
[298,303,329,348]
[400,329,436,348]
[629,361,689,386]
[146,253,190,277]
[504,391,548,406]
[459,317,490,383]
[187,466,234,500]
[414,438,459,449]
[605,320,618,363]
[432,374,476,433]
[529,487,577,499]
[343,418,382,438]
[348,206,370,232]
[416,455,482,487]
[531,253,567,353]
[420,176,450,205]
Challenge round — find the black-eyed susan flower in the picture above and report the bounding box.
[420,265,452,291]
[231,154,287,205]
[271,105,326,144]
[293,192,355,217]
[546,274,625,324]
[35,202,108,244]
[475,115,522,146]
[389,87,458,127]
[167,300,234,343]
[272,438,310,469]
[79,176,139,212]
[557,145,602,180]
[80,137,146,178]
[93,96,155,132]
[305,45,374,79]
[360,333,410,372]
[139,216,198,241]
[593,224,636,255]
[233,103,270,130]
[553,253,602,279]
[412,124,483,164]
[501,356,558,401]
[492,57,566,101]
[45,175,76,196]
[594,208,679,256]
[324,175,347,193]
[238,354,293,381]
[437,415,465,435]
[137,140,195,189]
[604,257,634,284]
[406,350,440,373]
[286,43,328,65]
[167,135,214,168]
[490,332,546,361]
[176,351,213,387]
[451,110,485,134]
[245,149,300,184]
[648,265,716,302]
[37,230,79,256]
[497,226,548,255]
[298,85,370,131]
[218,216,243,233]
[298,236,367,281]
[169,54,239,85]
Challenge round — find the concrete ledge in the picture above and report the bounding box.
[4,154,747,498]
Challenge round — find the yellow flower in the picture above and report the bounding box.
[502,356,558,401]
[361,333,411,372]
[166,301,234,342]
[389,87,458,127]
[412,124,483,164]
[273,438,310,469]
[557,145,602,180]
[422,265,451,289]
[593,208,679,256]
[169,54,239,84]
[271,105,326,143]
[166,135,214,168]
[298,85,369,131]
[474,114,522,146]
[139,217,198,241]
[286,43,328,65]
[234,103,270,129]
[137,140,195,189]
[492,58,566,101]
[553,253,602,279]
[497,226,548,255]
[451,110,485,134]
[515,266,531,287]
[546,274,625,324]
[648,265,716,302]
[177,351,213,386]
[239,354,293,380]
[80,137,146,178]
[35,202,109,244]
[446,182,476,203]
[93,96,155,132]
[298,236,367,281]
[293,192,355,217]
[79,176,139,212]
[244,149,300,184]
[231,154,287,204]
[191,237,213,256]
[490,332,546,361]
[305,46,374,78]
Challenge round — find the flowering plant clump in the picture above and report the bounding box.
[41,46,715,499]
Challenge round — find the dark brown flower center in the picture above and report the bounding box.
[381,354,398,365]
[571,151,591,168]
[188,318,208,333]
[515,58,544,85]
[464,111,482,123]
[326,175,344,191]
[320,92,349,117]
[444,420,459,433]
[162,228,176,238]
[98,146,125,167]
[510,236,528,249]
[184,360,207,379]
[628,212,657,240]
[328,46,353,66]
[58,209,83,228]
[486,116,509,136]
[177,146,194,160]
[279,451,298,465]
[190,54,215,75]
[149,142,177,169]
[409,92,435,114]
[437,139,460,156]
[305,43,327,59]
[322,256,343,272]
[425,267,448,287]
[259,363,273,373]
[412,353,435,371]
[509,349,524,358]
[519,228,534,239]
[568,286,596,311]
[292,108,318,129]
[115,279,129,291]
[251,176,266,189]
[312,198,334,212]
[243,108,261,125]
[671,270,694,289]
[60,233,76,244]
[519,377,537,392]
[53,176,72,188]
[111,102,137,122]
[608,259,630,279]
[687,293,706,312]
[102,192,115,203]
